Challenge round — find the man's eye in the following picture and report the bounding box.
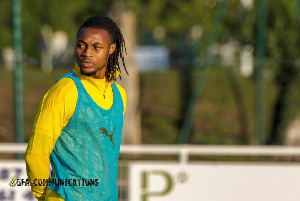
[94,46,101,49]
[77,44,85,48]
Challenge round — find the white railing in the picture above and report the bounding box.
[1,143,300,163]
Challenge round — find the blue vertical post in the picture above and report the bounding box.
[255,0,267,145]
[12,0,24,147]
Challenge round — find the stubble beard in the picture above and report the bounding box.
[80,68,97,77]
[79,65,106,77]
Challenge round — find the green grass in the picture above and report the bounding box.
[0,65,278,145]
[140,66,278,145]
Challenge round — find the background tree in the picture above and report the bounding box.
[222,0,300,144]
[265,0,300,144]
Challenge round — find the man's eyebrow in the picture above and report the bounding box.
[92,42,103,45]
[77,39,86,43]
[76,40,103,46]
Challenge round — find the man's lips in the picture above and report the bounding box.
[81,60,94,68]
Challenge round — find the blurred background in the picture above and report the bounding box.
[1,0,300,200]
[1,0,300,147]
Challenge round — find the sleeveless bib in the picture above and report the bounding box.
[48,71,124,201]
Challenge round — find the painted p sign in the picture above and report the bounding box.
[129,163,190,201]
[141,170,174,201]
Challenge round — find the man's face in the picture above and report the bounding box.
[76,27,116,79]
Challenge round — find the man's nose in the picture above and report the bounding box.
[83,46,92,57]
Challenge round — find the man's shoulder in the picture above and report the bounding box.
[114,82,126,96]
[44,77,78,105]
[50,77,77,94]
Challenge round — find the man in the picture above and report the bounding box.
[25,15,128,201]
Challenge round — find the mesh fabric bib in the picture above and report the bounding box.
[48,71,124,201]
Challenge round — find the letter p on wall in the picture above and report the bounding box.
[141,170,174,201]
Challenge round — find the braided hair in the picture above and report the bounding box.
[77,15,128,82]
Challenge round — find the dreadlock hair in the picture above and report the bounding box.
[77,14,128,82]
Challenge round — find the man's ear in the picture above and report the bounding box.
[109,43,116,55]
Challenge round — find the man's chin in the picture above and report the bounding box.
[80,68,96,77]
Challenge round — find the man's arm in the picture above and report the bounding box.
[25,78,77,201]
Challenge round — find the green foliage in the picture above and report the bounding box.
[0,1,12,48]
[1,0,299,61]
[222,0,255,44]
[266,0,299,59]
[0,0,113,58]
[137,0,216,59]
